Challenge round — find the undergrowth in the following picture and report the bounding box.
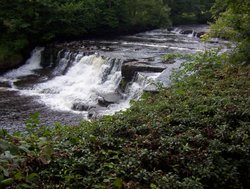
[0,51,250,189]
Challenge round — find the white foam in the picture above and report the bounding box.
[121,41,202,52]
[4,47,44,79]
[23,55,123,112]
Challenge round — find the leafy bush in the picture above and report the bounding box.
[210,0,250,64]
[0,51,249,188]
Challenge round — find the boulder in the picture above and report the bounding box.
[88,106,107,119]
[88,109,97,119]
[167,27,175,31]
[71,103,90,111]
[196,32,207,38]
[143,84,159,94]
[98,92,122,107]
[0,81,12,88]
[122,60,167,82]
[0,54,23,70]
[40,45,60,68]
[180,30,194,35]
[163,59,175,64]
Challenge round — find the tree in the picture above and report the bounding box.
[210,0,250,63]
[125,0,171,28]
[164,0,215,24]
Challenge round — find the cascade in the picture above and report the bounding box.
[52,51,76,76]
[29,54,121,112]
[4,47,44,79]
[172,28,182,34]
[187,30,195,38]
[0,25,230,130]
[18,51,152,118]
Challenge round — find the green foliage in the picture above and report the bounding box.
[170,49,225,81]
[163,53,193,62]
[0,0,172,64]
[210,0,250,64]
[0,0,249,188]
[165,0,215,24]
[0,45,11,62]
[126,0,171,28]
[0,51,249,188]
[0,0,217,67]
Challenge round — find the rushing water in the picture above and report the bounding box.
[0,25,229,131]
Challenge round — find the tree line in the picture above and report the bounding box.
[0,0,169,69]
[1,0,249,68]
[0,0,216,69]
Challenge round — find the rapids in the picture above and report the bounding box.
[0,25,230,131]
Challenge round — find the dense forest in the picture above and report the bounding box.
[0,0,215,70]
[0,0,250,188]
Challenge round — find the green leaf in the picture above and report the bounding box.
[150,183,160,189]
[14,171,23,181]
[18,145,30,153]
[18,183,33,188]
[26,173,39,183]
[1,178,14,186]
[0,174,4,182]
[113,178,123,189]
[0,129,8,138]
[3,168,9,177]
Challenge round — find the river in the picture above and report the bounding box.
[0,25,229,131]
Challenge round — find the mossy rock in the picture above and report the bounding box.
[0,53,23,70]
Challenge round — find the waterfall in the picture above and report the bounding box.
[52,51,75,76]
[4,47,44,79]
[0,25,231,130]
[101,72,158,116]
[2,47,181,117]
[1,46,158,118]
[17,50,160,117]
[172,28,182,34]
[24,55,116,112]
[187,30,195,38]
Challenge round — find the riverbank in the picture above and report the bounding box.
[1,51,249,188]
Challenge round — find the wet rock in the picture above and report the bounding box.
[88,110,97,119]
[209,38,219,44]
[167,27,175,31]
[0,53,23,70]
[143,84,159,94]
[41,45,60,68]
[0,81,12,88]
[180,30,194,35]
[163,59,175,64]
[88,106,107,119]
[196,32,207,38]
[147,57,155,61]
[98,97,110,107]
[118,79,129,92]
[122,61,167,82]
[71,103,90,111]
[98,93,122,107]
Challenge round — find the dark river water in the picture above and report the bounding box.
[0,25,229,132]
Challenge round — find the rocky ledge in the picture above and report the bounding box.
[121,60,168,82]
